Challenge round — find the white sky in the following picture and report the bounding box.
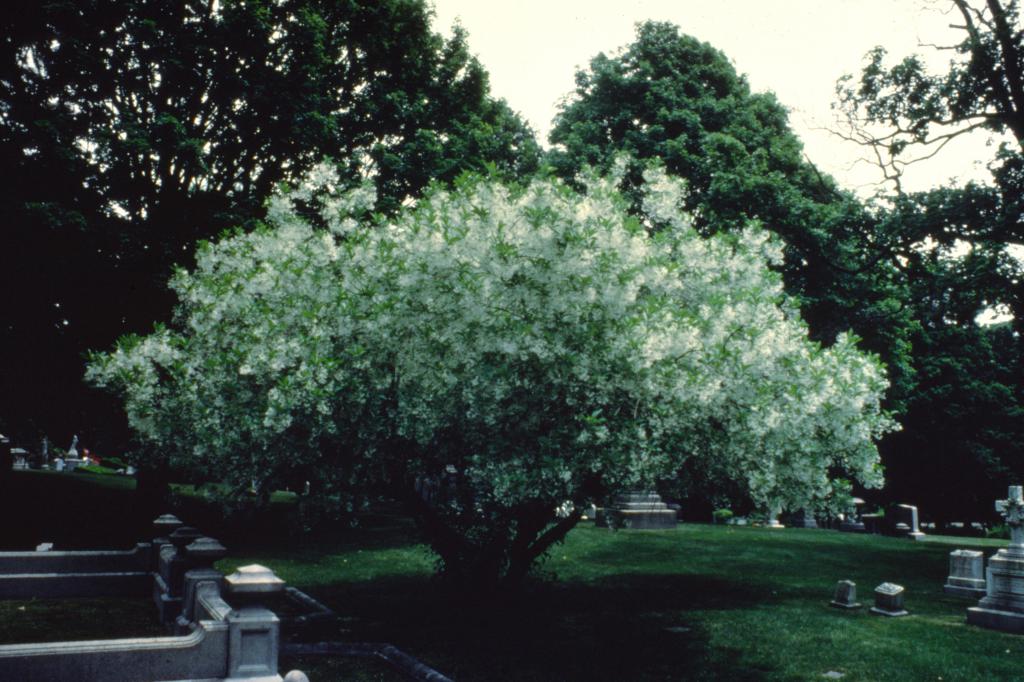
[431,0,1001,196]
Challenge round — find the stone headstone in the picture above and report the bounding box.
[789,509,819,529]
[284,672,310,682]
[944,549,986,598]
[967,485,1024,633]
[606,491,677,529]
[829,580,861,609]
[870,582,908,617]
[890,504,925,540]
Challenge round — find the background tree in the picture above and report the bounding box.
[89,165,894,592]
[835,0,1024,522]
[546,21,917,512]
[0,0,539,454]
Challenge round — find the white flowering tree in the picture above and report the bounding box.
[89,163,894,591]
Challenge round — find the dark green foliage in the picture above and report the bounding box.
[836,1,1024,521]
[0,0,539,450]
[874,190,1024,522]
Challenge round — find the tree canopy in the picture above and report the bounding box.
[834,0,1024,521]
[89,163,894,590]
[0,0,539,448]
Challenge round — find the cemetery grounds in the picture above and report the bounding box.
[0,469,1020,681]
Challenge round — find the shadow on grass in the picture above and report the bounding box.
[0,470,423,556]
[300,571,774,682]
[0,597,165,645]
[0,471,148,550]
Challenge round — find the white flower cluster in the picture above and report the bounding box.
[89,164,894,513]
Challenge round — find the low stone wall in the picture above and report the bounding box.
[0,543,153,599]
[0,543,151,575]
[0,621,230,682]
[0,570,151,599]
[0,562,287,681]
[0,514,299,681]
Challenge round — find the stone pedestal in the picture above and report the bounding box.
[606,492,677,530]
[870,582,908,617]
[225,564,286,681]
[967,486,1024,633]
[944,549,986,598]
[154,525,203,625]
[176,537,228,632]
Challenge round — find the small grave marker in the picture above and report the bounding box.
[870,582,908,617]
[829,580,861,609]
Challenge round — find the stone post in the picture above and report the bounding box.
[225,564,285,680]
[155,525,203,625]
[151,514,183,571]
[177,537,228,632]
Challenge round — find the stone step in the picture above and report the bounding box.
[613,509,678,530]
[615,502,669,511]
[613,492,663,505]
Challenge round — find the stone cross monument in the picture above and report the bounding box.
[995,485,1024,555]
[967,485,1024,632]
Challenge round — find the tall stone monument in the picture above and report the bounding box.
[967,485,1024,632]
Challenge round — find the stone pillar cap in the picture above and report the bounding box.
[169,526,204,549]
[153,514,183,533]
[185,536,228,563]
[225,564,286,596]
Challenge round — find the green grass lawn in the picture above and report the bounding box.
[229,523,1022,682]
[2,470,1022,681]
